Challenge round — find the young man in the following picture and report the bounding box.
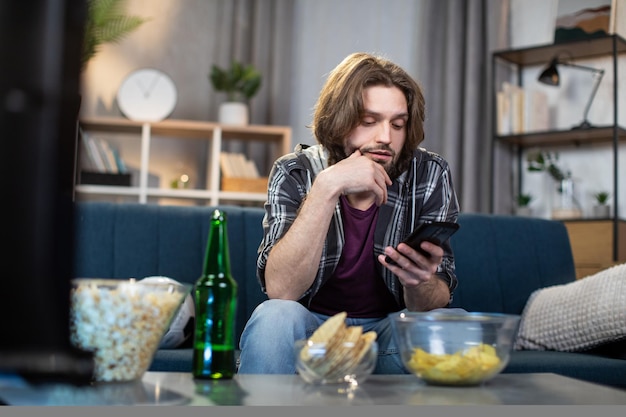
[237,52,460,374]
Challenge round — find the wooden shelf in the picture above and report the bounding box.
[79,117,292,155]
[496,125,626,147]
[75,118,292,205]
[493,34,626,66]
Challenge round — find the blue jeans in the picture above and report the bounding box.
[237,299,409,374]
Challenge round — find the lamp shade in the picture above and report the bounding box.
[538,59,560,86]
[536,55,605,129]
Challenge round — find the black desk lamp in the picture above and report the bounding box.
[538,57,605,130]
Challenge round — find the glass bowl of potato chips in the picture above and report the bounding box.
[390,311,521,386]
[295,312,378,386]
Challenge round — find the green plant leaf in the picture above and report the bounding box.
[594,191,610,204]
[209,60,262,101]
[526,150,566,182]
[516,193,533,207]
[82,0,149,68]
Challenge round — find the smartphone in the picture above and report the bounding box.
[385,221,460,266]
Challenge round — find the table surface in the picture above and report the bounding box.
[1,372,626,406]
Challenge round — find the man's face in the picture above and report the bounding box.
[344,85,408,175]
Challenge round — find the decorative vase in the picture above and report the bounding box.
[218,102,249,125]
[551,177,582,220]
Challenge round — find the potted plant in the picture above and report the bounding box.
[526,150,582,219]
[593,191,611,218]
[209,60,262,125]
[515,193,533,216]
[526,150,566,183]
[82,0,149,69]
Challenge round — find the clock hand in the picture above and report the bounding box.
[135,74,161,98]
[135,79,148,97]
[144,74,161,98]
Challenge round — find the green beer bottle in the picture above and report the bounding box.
[192,209,238,379]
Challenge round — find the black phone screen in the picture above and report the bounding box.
[384,221,459,266]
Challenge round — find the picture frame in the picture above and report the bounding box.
[553,0,612,43]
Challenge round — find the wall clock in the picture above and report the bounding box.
[117,68,177,122]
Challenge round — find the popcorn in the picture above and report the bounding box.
[69,279,186,382]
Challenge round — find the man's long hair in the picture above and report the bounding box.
[311,52,426,177]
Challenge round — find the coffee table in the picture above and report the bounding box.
[1,372,626,406]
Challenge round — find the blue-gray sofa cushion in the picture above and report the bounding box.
[449,213,576,315]
[73,202,268,345]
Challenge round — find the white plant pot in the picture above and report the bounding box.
[592,204,611,218]
[218,102,249,125]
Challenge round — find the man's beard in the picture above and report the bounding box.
[381,159,402,180]
[359,145,402,180]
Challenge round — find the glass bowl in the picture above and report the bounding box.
[295,338,377,385]
[390,311,521,386]
[69,278,191,382]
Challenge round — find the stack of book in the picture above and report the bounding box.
[79,129,131,186]
[496,82,550,136]
[219,152,268,193]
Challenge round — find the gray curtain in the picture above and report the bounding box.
[209,0,295,174]
[416,0,511,214]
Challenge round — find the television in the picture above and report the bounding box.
[0,1,94,384]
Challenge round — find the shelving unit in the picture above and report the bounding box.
[75,117,292,206]
[491,34,626,278]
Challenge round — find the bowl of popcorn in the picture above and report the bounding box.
[295,312,378,386]
[390,311,521,386]
[69,278,191,382]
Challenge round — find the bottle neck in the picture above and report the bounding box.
[202,210,232,277]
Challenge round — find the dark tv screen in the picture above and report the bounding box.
[0,1,94,383]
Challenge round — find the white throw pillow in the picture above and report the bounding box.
[515,263,626,352]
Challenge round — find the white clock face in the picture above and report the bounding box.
[117,68,177,122]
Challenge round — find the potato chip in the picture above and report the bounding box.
[406,343,502,385]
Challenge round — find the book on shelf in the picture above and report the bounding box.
[78,130,99,172]
[496,82,550,135]
[219,152,237,178]
[219,152,260,178]
[80,130,107,172]
[219,152,267,193]
[496,90,512,135]
[94,137,118,173]
[79,129,130,174]
[110,146,128,174]
[524,89,549,133]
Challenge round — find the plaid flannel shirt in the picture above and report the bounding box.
[256,144,460,309]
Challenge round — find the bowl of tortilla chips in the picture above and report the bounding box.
[295,312,377,385]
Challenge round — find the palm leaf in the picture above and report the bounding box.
[82,0,148,67]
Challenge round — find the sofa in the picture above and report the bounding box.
[72,201,626,389]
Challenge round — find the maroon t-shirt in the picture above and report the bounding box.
[309,196,399,318]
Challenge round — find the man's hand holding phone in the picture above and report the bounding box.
[384,221,459,267]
